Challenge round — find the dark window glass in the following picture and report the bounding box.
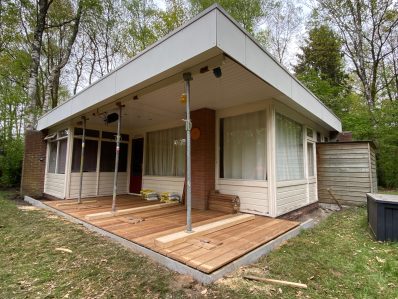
[56,139,68,174]
[102,131,116,139]
[100,141,128,172]
[317,132,321,142]
[74,128,100,138]
[71,139,98,172]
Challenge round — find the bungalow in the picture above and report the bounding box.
[21,4,341,220]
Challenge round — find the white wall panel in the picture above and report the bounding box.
[44,173,65,198]
[142,176,185,195]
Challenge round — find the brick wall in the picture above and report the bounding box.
[191,108,216,210]
[20,130,47,198]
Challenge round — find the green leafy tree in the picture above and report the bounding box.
[0,138,24,187]
[295,24,350,117]
[188,0,271,34]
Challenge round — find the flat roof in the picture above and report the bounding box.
[37,4,342,132]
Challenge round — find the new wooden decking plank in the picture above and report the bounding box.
[89,206,186,227]
[167,218,274,263]
[187,223,288,271]
[41,196,299,275]
[178,219,286,264]
[133,214,234,247]
[155,214,255,248]
[122,213,228,240]
[97,209,226,239]
[85,202,180,220]
[47,199,154,217]
[92,207,186,231]
[165,218,267,261]
[193,221,299,273]
[111,210,223,239]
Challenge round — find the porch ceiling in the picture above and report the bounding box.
[75,57,281,130]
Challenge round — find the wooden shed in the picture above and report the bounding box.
[317,141,377,205]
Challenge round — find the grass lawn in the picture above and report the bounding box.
[1,191,398,298]
[379,188,398,195]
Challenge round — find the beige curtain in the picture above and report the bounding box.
[276,113,304,181]
[222,110,266,180]
[145,126,185,176]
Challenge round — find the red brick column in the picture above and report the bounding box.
[190,108,216,210]
[20,130,47,198]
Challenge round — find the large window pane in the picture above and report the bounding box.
[307,142,315,177]
[71,139,98,172]
[276,113,304,181]
[145,126,185,176]
[100,141,128,172]
[220,110,266,180]
[48,142,57,173]
[56,139,68,174]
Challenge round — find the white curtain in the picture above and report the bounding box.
[307,142,315,177]
[276,113,304,181]
[145,126,185,176]
[222,110,266,180]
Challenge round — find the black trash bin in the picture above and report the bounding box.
[367,193,398,242]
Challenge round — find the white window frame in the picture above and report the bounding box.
[218,109,267,181]
[47,129,69,174]
[71,128,130,174]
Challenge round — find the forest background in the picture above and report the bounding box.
[0,0,397,188]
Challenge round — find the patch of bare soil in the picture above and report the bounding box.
[216,265,277,296]
[297,206,335,225]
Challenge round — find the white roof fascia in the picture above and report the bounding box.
[214,8,342,132]
[38,4,342,132]
[37,6,219,131]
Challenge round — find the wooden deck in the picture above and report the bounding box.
[44,195,299,274]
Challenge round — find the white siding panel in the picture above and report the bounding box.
[276,182,307,216]
[309,182,317,203]
[44,173,65,198]
[68,172,98,198]
[142,176,185,195]
[216,180,269,216]
[98,172,128,196]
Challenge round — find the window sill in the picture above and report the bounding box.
[143,175,185,182]
[276,179,307,187]
[217,179,268,187]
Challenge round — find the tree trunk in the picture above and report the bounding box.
[44,1,83,110]
[26,0,51,130]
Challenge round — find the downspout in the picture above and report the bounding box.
[183,72,193,233]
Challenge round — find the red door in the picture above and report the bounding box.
[130,138,144,194]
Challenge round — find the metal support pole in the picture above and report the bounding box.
[78,116,86,204]
[112,103,122,212]
[183,72,193,233]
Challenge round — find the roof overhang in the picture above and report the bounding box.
[37,4,342,132]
